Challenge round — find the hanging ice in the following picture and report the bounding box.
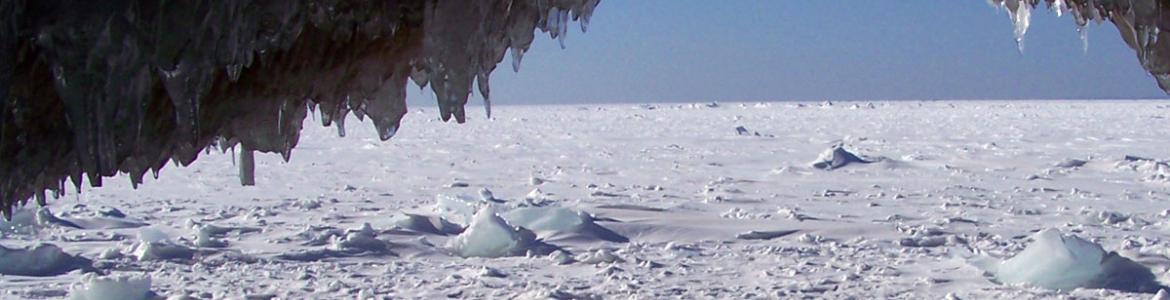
[1,0,1169,217]
[988,0,1169,92]
[0,0,599,217]
[1003,0,1033,52]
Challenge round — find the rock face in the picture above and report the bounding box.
[0,0,599,217]
[0,0,1166,216]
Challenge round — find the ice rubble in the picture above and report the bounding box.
[447,207,543,258]
[1116,155,1170,182]
[434,194,494,225]
[0,0,600,217]
[69,273,153,300]
[129,228,196,261]
[277,223,394,261]
[391,213,464,236]
[434,192,628,243]
[972,229,1163,293]
[0,243,92,276]
[436,190,627,257]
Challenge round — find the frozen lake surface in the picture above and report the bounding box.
[2,100,1169,299]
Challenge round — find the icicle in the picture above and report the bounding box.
[511,48,525,72]
[477,73,492,118]
[225,64,243,81]
[1078,25,1090,53]
[239,144,255,186]
[0,0,617,212]
[1008,0,1032,52]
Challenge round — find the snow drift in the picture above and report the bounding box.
[504,206,628,243]
[0,243,92,276]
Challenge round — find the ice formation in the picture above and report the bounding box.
[1,0,1168,217]
[277,223,393,261]
[391,213,464,236]
[434,194,497,225]
[992,0,1169,91]
[68,273,153,300]
[129,228,195,261]
[0,0,599,217]
[0,243,92,276]
[811,145,873,170]
[447,207,540,258]
[973,229,1163,293]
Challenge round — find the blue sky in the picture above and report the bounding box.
[410,1,1168,105]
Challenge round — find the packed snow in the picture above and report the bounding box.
[1,101,1169,298]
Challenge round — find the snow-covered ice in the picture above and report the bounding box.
[0,243,90,276]
[2,101,1170,298]
[68,274,153,300]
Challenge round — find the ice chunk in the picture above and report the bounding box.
[130,242,195,262]
[811,145,873,170]
[737,229,800,241]
[392,213,464,236]
[976,229,1162,292]
[479,188,497,202]
[448,207,539,258]
[576,248,624,264]
[524,188,549,202]
[0,243,92,276]
[1053,158,1088,169]
[193,226,228,248]
[332,223,390,254]
[504,207,585,232]
[69,273,153,300]
[136,227,171,244]
[434,194,498,225]
[130,228,195,261]
[0,208,42,234]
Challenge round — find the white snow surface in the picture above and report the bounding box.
[68,274,152,300]
[2,101,1170,299]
